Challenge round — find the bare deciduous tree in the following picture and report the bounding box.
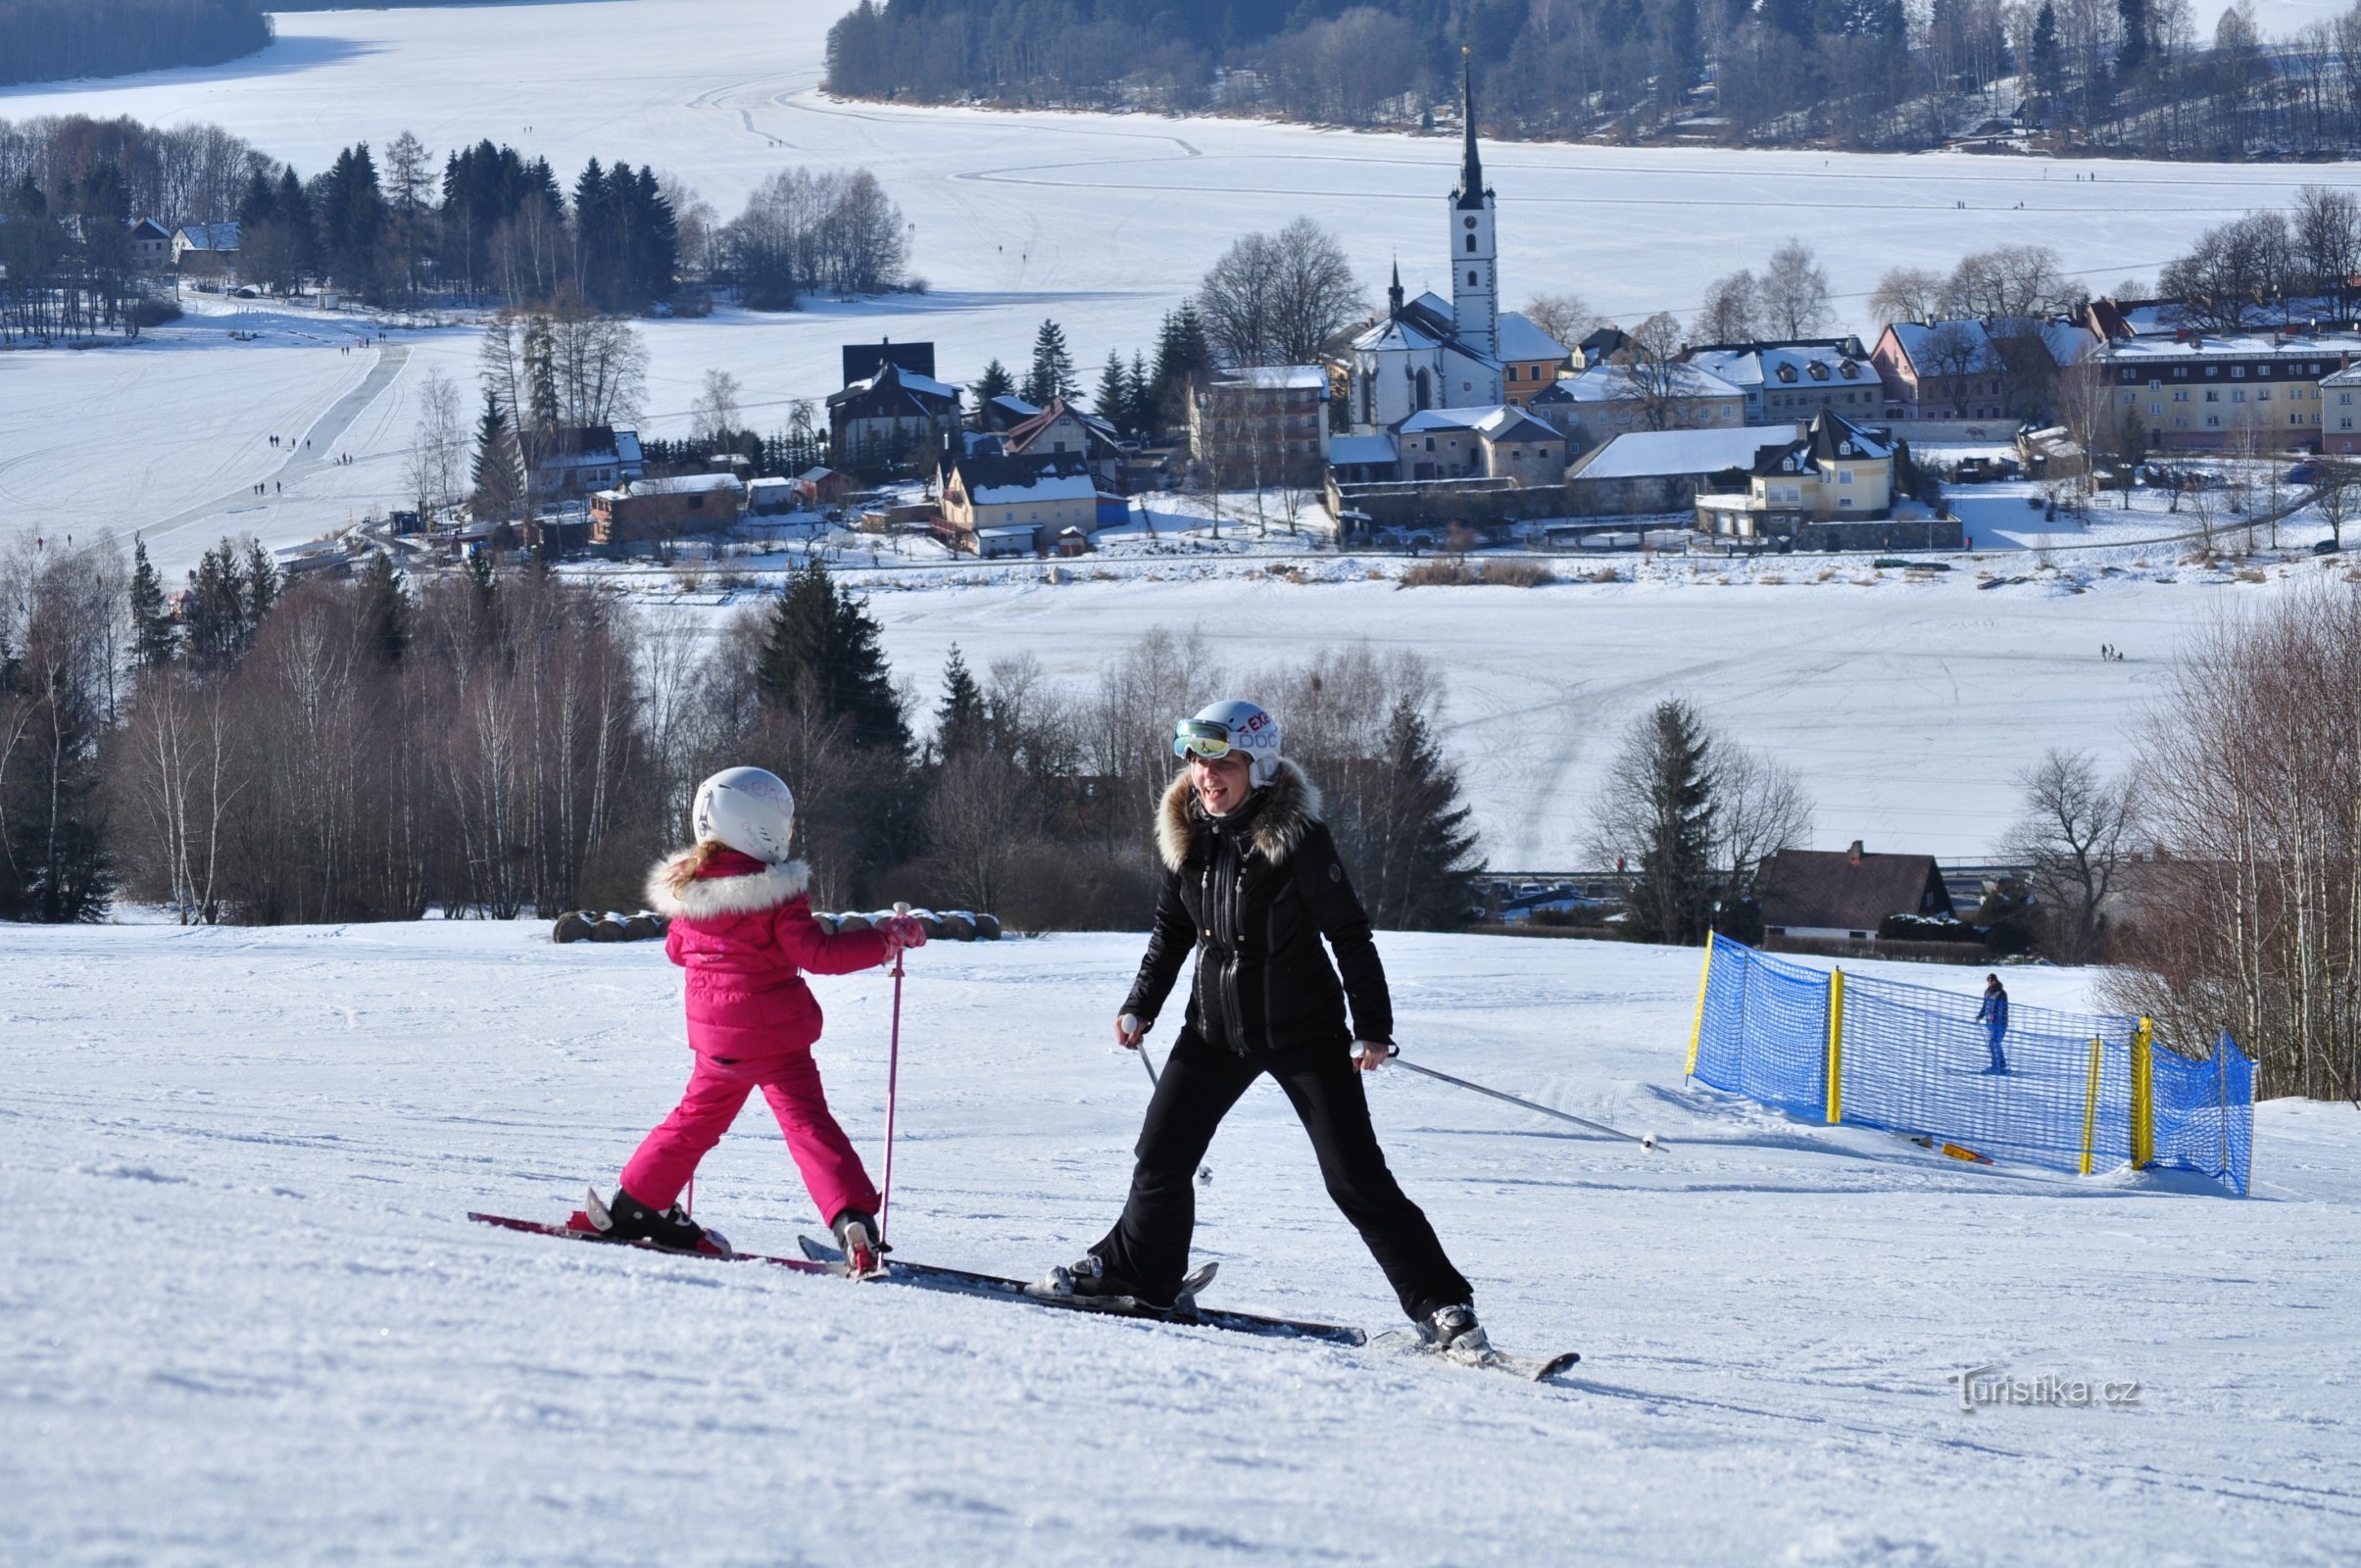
[1868,266,1944,328]
[1196,217,1366,367]
[1759,239,1831,339]
[1522,291,1600,349]
[1692,269,1762,343]
[2001,748,2131,964]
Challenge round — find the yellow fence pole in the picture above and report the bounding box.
[1684,939,1714,1078]
[1825,967,1845,1125]
[2080,1036,2103,1176]
[2131,1018,2155,1170]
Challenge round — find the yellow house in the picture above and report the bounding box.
[940,453,1097,554]
[1694,411,1894,539]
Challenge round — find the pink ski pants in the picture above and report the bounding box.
[619,1051,879,1225]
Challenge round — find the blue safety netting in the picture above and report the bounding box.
[1688,936,2250,1196]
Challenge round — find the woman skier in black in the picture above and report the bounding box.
[1038,699,1486,1352]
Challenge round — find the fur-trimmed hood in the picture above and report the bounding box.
[644,849,812,920]
[1156,757,1322,872]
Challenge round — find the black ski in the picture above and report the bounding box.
[797,1236,1366,1347]
[1373,1328,1581,1382]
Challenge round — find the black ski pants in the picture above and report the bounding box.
[1091,1032,1472,1322]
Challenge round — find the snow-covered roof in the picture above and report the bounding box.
[172,221,240,252]
[1885,320,2003,374]
[1686,340,1870,391]
[971,473,1097,507]
[1329,433,1398,466]
[1553,363,1744,404]
[1569,424,1801,481]
[748,476,795,491]
[614,428,643,464]
[605,472,741,498]
[2100,330,2361,368]
[1219,366,1327,391]
[1495,311,1569,365]
[1399,406,1562,444]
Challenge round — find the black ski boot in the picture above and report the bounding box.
[1034,1251,1174,1309]
[830,1208,888,1278]
[586,1186,723,1254]
[1423,1302,1491,1355]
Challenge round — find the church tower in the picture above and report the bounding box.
[1449,51,1499,363]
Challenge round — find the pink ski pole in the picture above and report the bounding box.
[877,902,910,1246]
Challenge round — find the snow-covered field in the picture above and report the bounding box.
[5,0,2356,567]
[3,918,2352,1564]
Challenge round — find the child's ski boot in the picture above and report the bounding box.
[830,1208,888,1279]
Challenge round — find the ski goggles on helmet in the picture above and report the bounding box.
[1171,718,1236,761]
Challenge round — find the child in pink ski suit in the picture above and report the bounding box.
[601,766,922,1261]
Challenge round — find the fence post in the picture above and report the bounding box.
[1684,939,1714,1078]
[2131,1018,2154,1170]
[2080,1036,2103,1176]
[1824,966,1845,1125]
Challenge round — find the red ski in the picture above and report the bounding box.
[467,1210,835,1276]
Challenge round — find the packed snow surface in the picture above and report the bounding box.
[3,919,2354,1564]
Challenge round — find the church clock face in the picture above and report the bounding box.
[1463,217,1477,229]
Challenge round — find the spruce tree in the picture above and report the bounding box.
[357,551,411,665]
[128,537,176,667]
[758,561,911,759]
[933,645,988,760]
[1364,698,1483,929]
[1152,304,1214,425]
[2116,0,2148,75]
[1623,699,1716,945]
[1127,350,1156,436]
[470,392,523,520]
[1094,349,1129,434]
[971,358,1014,407]
[2031,3,2063,102]
[1023,318,1077,406]
[243,538,279,631]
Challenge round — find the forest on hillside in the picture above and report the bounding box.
[0,0,272,87]
[824,0,2361,160]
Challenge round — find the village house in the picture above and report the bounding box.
[1529,361,1746,453]
[2320,363,2361,454]
[842,339,937,385]
[827,361,962,469]
[1393,405,1564,484]
[1691,411,1921,547]
[2100,326,2361,453]
[589,472,743,546]
[126,218,173,270]
[171,221,240,277]
[528,425,643,501]
[938,452,1097,555]
[1872,318,2097,423]
[1190,368,1332,489]
[1497,314,1571,407]
[1754,841,1956,945]
[1681,338,1880,425]
[1563,424,1796,518]
[998,397,1126,487]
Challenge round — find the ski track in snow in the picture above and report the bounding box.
[2,921,2355,1564]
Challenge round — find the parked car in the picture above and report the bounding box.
[2288,461,2321,485]
[2315,537,2343,556]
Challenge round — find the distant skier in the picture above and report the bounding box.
[592,766,926,1273]
[1039,701,1488,1353]
[1977,974,2010,1073]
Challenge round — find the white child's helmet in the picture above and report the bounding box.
[692,766,796,862]
[1171,699,1282,788]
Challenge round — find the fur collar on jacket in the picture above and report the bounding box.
[644,849,812,920]
[1156,757,1322,872]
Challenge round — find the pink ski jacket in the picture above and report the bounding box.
[643,848,891,1060]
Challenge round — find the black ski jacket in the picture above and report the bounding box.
[1121,760,1392,1056]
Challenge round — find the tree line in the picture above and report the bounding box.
[3,537,1484,937]
[824,0,2361,160]
[0,0,271,88]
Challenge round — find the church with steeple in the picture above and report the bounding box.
[1340,60,1566,436]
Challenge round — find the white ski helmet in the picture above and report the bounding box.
[692,766,796,862]
[1172,699,1282,788]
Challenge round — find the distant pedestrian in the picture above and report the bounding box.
[1976,974,2010,1073]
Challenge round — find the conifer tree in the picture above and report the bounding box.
[933,645,988,760]
[1093,349,1130,435]
[357,551,411,665]
[1360,698,1483,929]
[1152,304,1214,425]
[1126,350,1156,436]
[470,392,524,521]
[971,359,1014,407]
[757,561,911,760]
[1618,699,1716,945]
[1023,318,1077,406]
[128,536,176,668]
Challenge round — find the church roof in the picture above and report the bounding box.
[1453,55,1490,212]
[1495,312,1570,365]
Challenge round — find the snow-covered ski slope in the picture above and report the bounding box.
[5,0,2357,564]
[4,919,2353,1565]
